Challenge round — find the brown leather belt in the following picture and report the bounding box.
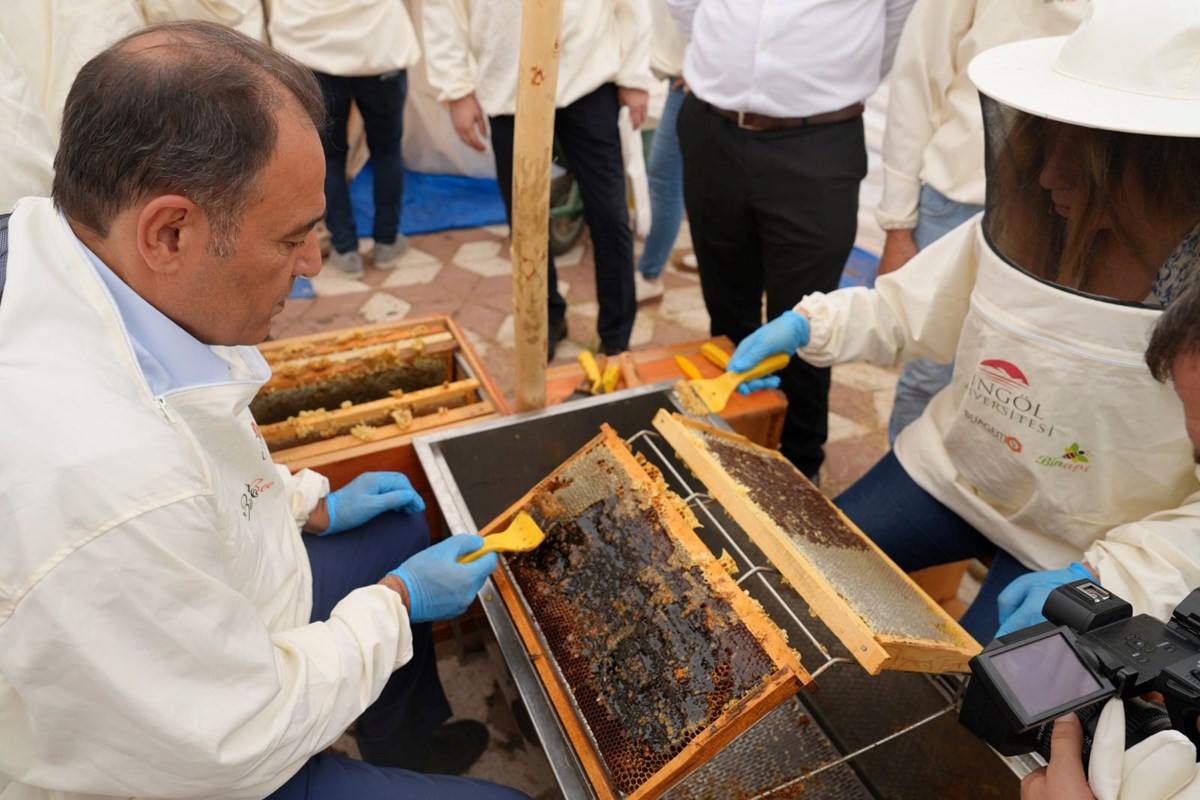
[704,101,865,131]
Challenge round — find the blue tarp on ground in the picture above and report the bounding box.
[839,246,880,290]
[352,162,508,237]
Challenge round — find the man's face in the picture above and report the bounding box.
[1173,353,1200,463]
[185,104,325,346]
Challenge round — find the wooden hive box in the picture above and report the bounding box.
[653,411,981,675]
[543,337,786,449]
[479,425,810,800]
[253,315,507,491]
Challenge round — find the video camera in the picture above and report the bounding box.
[959,579,1200,760]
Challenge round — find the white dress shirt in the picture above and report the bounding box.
[668,0,915,118]
[268,0,421,77]
[422,0,656,118]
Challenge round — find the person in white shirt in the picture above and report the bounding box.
[0,22,526,800]
[876,0,1088,444]
[668,0,915,480]
[269,0,422,279]
[723,0,1200,644]
[138,0,267,39]
[423,0,657,358]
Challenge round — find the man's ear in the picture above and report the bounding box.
[136,195,204,275]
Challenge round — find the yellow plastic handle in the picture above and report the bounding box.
[578,351,602,393]
[674,354,704,381]
[734,353,791,384]
[602,364,621,393]
[699,343,731,369]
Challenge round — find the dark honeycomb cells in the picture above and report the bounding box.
[508,447,783,795]
[698,431,963,645]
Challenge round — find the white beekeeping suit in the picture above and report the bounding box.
[0,0,145,145]
[0,34,54,210]
[137,0,268,41]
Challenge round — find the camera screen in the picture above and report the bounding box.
[989,632,1103,721]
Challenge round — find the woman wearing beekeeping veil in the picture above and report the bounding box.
[726,0,1200,644]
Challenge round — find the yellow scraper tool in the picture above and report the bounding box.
[687,353,790,413]
[458,511,546,563]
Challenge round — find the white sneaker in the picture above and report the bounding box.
[634,272,664,304]
[372,236,410,269]
[330,249,364,279]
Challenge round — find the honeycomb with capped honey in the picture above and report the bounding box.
[691,429,967,647]
[503,433,797,797]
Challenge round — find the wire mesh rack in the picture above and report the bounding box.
[625,428,972,799]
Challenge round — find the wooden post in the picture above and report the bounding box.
[510,0,564,411]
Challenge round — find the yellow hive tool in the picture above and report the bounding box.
[674,354,704,381]
[458,511,546,563]
[601,363,621,393]
[699,343,731,369]
[578,351,603,394]
[687,353,791,413]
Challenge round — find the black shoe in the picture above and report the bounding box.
[598,342,626,357]
[547,319,568,361]
[356,719,490,775]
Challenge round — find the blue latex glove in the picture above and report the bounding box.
[995,563,1094,637]
[389,535,498,623]
[323,472,426,535]
[727,311,810,395]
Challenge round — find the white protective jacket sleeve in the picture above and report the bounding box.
[0,498,412,798]
[274,464,331,528]
[421,0,477,103]
[797,215,979,368]
[0,35,53,211]
[615,0,655,93]
[137,0,268,40]
[1088,699,1200,800]
[874,0,974,230]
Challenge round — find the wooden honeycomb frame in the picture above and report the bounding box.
[653,410,980,675]
[480,425,811,800]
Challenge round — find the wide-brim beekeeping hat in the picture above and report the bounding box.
[969,0,1200,137]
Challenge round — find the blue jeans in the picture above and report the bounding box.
[835,451,1031,644]
[638,82,686,280]
[268,511,528,799]
[315,70,408,255]
[887,185,985,443]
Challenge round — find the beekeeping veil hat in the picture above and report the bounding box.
[969,0,1200,137]
[965,0,1200,292]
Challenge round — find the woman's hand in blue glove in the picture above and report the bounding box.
[995,563,1094,637]
[388,535,498,623]
[727,311,810,395]
[323,472,426,535]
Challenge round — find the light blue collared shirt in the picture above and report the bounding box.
[67,223,231,395]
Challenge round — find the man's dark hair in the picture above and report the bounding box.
[52,21,325,258]
[1147,277,1200,382]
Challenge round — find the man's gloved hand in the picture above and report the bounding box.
[727,311,810,395]
[996,562,1093,637]
[388,535,498,623]
[323,472,426,535]
[1088,698,1199,800]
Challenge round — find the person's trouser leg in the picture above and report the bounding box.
[351,71,407,247]
[751,116,866,478]
[268,752,530,799]
[638,82,686,281]
[555,83,636,351]
[834,451,1030,643]
[887,186,985,442]
[302,511,451,749]
[489,114,567,328]
[678,93,765,370]
[313,72,358,256]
